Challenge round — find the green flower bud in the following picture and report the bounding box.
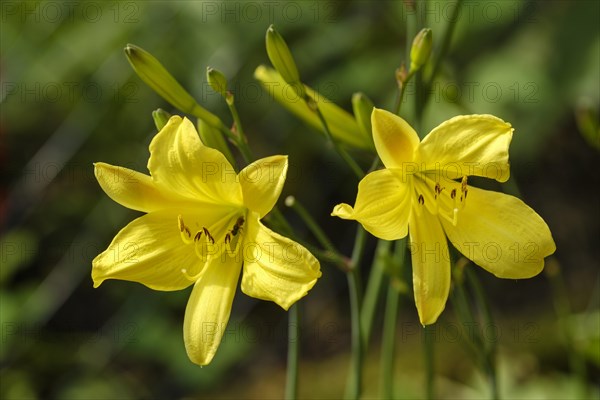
[265,25,305,98]
[152,108,171,131]
[124,44,222,128]
[197,119,236,167]
[410,28,432,72]
[206,67,228,97]
[352,92,375,140]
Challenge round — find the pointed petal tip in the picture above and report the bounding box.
[331,203,354,218]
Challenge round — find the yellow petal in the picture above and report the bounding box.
[183,252,242,366]
[331,169,411,241]
[148,116,242,205]
[240,214,321,310]
[92,211,201,291]
[416,115,513,182]
[440,186,556,279]
[409,210,451,325]
[371,108,420,169]
[240,155,288,218]
[94,162,183,213]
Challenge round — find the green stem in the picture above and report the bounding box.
[286,197,337,252]
[394,70,415,116]
[423,0,463,104]
[311,100,364,180]
[285,303,300,400]
[282,198,351,272]
[381,282,400,399]
[346,268,362,400]
[361,240,391,347]
[423,325,435,400]
[345,226,368,400]
[465,268,499,400]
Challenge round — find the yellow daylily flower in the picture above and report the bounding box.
[92,116,321,365]
[332,108,555,326]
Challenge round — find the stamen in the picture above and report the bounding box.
[194,231,203,242]
[418,194,425,205]
[203,227,215,244]
[178,215,193,244]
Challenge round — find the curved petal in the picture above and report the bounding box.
[94,162,184,213]
[409,210,451,326]
[371,108,419,168]
[241,214,321,310]
[331,169,412,241]
[415,115,513,182]
[240,155,288,218]
[183,253,242,366]
[92,211,201,291]
[148,116,242,205]
[441,186,556,279]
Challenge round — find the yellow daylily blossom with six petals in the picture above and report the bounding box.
[92,116,321,365]
[332,108,555,325]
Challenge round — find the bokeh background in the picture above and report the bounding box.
[1,1,599,399]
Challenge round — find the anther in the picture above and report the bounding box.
[194,231,203,242]
[450,189,456,199]
[418,194,424,205]
[178,215,193,244]
[178,215,185,232]
[461,176,468,192]
[203,227,215,244]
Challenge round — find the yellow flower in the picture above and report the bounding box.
[332,108,555,325]
[92,116,321,365]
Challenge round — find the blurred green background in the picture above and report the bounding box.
[1,1,599,399]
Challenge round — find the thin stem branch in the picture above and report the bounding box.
[361,240,391,347]
[285,303,300,400]
[310,99,364,180]
[381,282,400,399]
[423,325,435,400]
[345,226,368,400]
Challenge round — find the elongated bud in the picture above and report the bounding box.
[124,44,222,128]
[196,119,236,167]
[352,92,374,140]
[410,28,432,72]
[265,25,305,98]
[152,108,171,131]
[206,67,228,97]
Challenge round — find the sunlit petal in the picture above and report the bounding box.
[241,214,321,310]
[371,108,420,169]
[147,116,242,205]
[416,115,513,182]
[94,162,198,213]
[441,186,556,279]
[409,210,451,326]
[240,155,288,218]
[92,210,201,291]
[183,253,242,366]
[331,169,412,241]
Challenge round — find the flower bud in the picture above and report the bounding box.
[352,92,374,140]
[409,28,432,72]
[152,108,171,131]
[197,119,236,167]
[265,25,305,98]
[206,67,228,97]
[124,44,222,128]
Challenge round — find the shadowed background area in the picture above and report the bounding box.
[1,1,599,399]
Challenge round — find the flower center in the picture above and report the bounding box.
[177,212,246,281]
[414,174,468,225]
